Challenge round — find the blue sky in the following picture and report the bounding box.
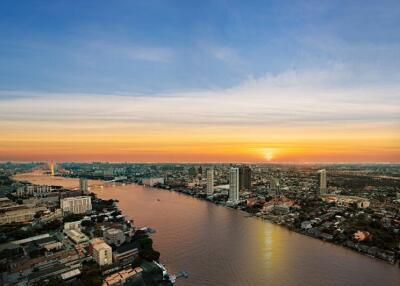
[0,1,399,162]
[1,0,399,93]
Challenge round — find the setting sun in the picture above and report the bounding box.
[263,148,276,161]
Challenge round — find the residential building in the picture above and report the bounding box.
[317,169,327,195]
[79,178,88,194]
[229,167,240,203]
[206,169,214,196]
[239,166,251,190]
[60,196,92,215]
[0,206,47,225]
[104,228,125,246]
[16,184,52,197]
[92,239,113,266]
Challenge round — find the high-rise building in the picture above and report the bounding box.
[271,177,280,198]
[229,167,240,203]
[79,178,88,194]
[239,166,252,190]
[60,196,92,215]
[317,169,327,194]
[206,169,214,196]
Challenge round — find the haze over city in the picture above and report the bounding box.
[0,1,399,162]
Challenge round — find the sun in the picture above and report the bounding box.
[263,148,276,161]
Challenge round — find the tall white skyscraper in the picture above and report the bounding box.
[206,169,214,196]
[229,167,240,203]
[317,169,327,194]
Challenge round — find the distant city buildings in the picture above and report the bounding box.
[317,169,327,195]
[239,166,251,190]
[229,167,240,203]
[60,196,92,215]
[79,177,88,194]
[206,169,214,196]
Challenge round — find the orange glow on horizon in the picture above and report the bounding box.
[1,121,399,163]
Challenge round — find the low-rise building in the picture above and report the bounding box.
[64,229,89,244]
[0,206,47,225]
[104,228,125,246]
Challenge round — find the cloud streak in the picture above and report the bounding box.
[0,65,398,127]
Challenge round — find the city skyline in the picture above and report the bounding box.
[0,1,399,163]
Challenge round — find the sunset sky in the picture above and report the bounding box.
[0,1,399,163]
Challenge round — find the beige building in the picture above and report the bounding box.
[16,184,53,197]
[92,239,113,266]
[60,196,92,215]
[0,206,47,225]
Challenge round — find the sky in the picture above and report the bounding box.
[0,0,399,163]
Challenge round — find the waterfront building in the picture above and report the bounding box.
[92,239,113,266]
[239,166,251,190]
[229,167,240,203]
[317,169,327,195]
[60,196,92,215]
[206,169,214,196]
[79,178,88,194]
[16,184,52,197]
[104,228,125,246]
[142,177,165,187]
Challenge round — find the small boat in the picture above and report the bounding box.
[157,198,161,202]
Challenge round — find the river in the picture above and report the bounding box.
[14,172,400,286]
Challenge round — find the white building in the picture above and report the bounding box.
[229,167,240,203]
[317,169,327,194]
[206,169,214,196]
[60,196,92,215]
[92,240,113,266]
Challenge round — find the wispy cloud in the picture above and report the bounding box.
[0,64,398,127]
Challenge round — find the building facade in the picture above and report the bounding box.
[104,228,125,246]
[317,169,327,195]
[92,240,113,266]
[60,196,92,215]
[206,169,214,196]
[79,178,88,194]
[239,166,251,190]
[229,167,240,203]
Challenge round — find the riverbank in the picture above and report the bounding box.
[12,171,400,286]
[14,171,399,265]
[151,183,399,266]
